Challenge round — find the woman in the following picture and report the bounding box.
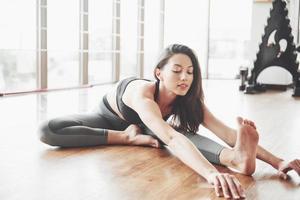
[39,44,300,199]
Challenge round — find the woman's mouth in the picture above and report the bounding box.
[178,83,188,90]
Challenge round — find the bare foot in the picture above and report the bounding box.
[124,125,160,148]
[231,117,259,175]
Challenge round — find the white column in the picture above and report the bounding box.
[112,0,121,82]
[79,0,89,85]
[137,0,145,78]
[36,0,48,89]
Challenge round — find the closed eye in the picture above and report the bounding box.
[172,70,193,75]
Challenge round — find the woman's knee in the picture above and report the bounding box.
[38,120,59,146]
[48,116,82,131]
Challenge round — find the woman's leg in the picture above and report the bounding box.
[39,115,159,148]
[38,112,129,147]
[141,124,229,163]
[38,92,137,147]
[38,96,160,148]
[184,132,226,165]
[185,119,259,175]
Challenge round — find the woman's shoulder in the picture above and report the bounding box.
[124,77,156,99]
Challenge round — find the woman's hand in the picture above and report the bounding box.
[277,159,300,179]
[207,172,246,199]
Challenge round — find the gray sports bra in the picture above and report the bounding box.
[116,77,170,124]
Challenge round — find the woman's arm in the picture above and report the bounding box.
[128,91,244,198]
[132,96,218,180]
[202,105,300,178]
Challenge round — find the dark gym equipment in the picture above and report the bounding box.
[239,67,248,91]
[240,0,300,97]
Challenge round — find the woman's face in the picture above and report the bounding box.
[157,53,194,96]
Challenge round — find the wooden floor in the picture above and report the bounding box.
[1,80,300,200]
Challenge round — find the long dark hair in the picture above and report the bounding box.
[154,44,204,134]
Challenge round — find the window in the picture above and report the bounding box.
[89,0,114,84]
[144,0,161,80]
[208,0,252,79]
[0,0,36,93]
[47,0,80,88]
[0,1,173,94]
[120,0,138,79]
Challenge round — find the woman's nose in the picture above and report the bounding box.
[180,72,188,80]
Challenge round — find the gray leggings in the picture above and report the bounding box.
[38,96,225,165]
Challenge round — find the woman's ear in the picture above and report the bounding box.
[155,68,163,81]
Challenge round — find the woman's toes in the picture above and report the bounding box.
[151,139,160,148]
[236,117,243,126]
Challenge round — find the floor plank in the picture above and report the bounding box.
[1,80,300,200]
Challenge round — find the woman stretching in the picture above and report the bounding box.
[39,44,300,199]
